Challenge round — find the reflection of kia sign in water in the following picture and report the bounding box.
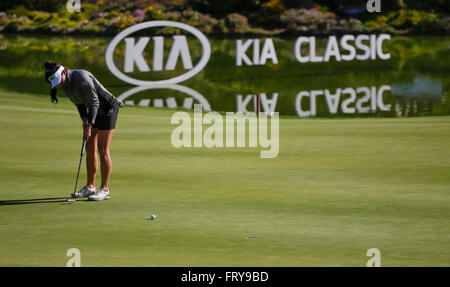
[117,84,211,111]
[105,21,211,86]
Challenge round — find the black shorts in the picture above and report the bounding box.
[93,106,119,130]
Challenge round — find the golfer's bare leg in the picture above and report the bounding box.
[97,129,114,190]
[86,128,98,189]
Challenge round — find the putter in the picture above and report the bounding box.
[71,139,87,199]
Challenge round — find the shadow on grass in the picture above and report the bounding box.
[0,197,86,206]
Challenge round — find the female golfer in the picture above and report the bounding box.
[44,61,123,201]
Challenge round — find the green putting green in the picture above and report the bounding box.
[0,90,449,266]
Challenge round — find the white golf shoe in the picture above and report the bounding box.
[71,185,96,198]
[88,188,110,201]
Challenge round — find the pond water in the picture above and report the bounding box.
[0,34,448,118]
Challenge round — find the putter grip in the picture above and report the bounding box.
[81,140,86,155]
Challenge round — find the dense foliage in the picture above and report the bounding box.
[0,0,448,36]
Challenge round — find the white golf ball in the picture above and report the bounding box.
[150,214,156,220]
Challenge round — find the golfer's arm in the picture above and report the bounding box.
[76,104,88,122]
[81,80,99,125]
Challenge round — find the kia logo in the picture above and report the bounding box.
[105,21,211,86]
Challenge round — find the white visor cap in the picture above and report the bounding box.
[48,66,65,88]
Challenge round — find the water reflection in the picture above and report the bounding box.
[393,76,442,98]
[117,84,211,111]
[294,85,391,117]
[0,35,448,118]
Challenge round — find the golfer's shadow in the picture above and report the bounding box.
[0,197,77,206]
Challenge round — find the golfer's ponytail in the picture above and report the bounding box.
[44,61,60,104]
[50,87,58,104]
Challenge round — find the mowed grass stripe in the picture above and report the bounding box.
[0,91,449,266]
